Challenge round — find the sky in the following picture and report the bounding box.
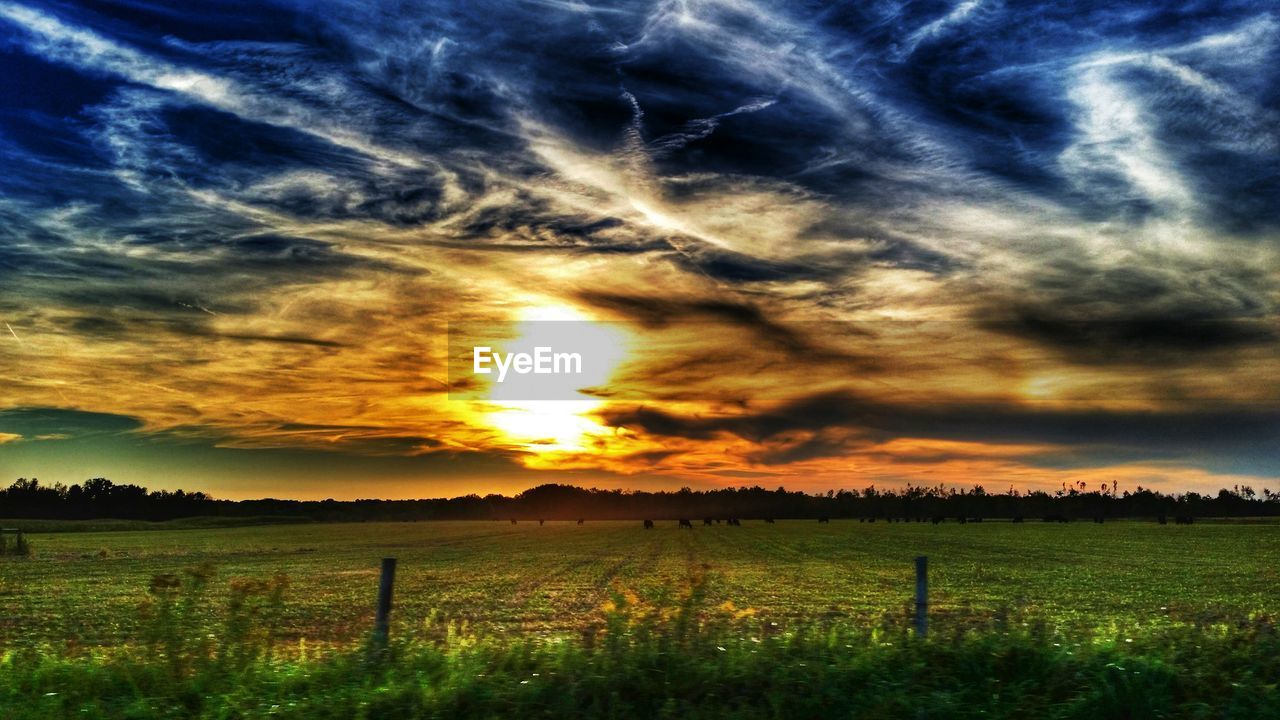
[1,0,1278,500]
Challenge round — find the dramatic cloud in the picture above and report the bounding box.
[1,0,1277,497]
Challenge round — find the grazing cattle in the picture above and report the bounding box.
[510,519,517,525]
[1012,515,1024,523]
[763,518,775,524]
[818,516,830,524]
[729,518,741,526]
[577,519,584,525]
[643,519,654,529]
[1157,514,1168,525]
[858,517,865,523]
[957,516,967,525]
[931,515,944,525]
[679,518,694,529]
[868,517,876,523]
[1093,516,1104,524]
[539,519,545,526]
[704,518,713,526]
[1175,515,1194,525]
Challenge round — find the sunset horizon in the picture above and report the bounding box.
[3,2,1279,716]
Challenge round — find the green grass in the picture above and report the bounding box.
[4,617,1278,719]
[1,520,1277,718]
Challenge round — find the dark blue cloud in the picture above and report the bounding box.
[602,390,1280,476]
[3,0,1277,240]
[0,406,143,437]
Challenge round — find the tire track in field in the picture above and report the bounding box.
[503,526,669,629]
[368,527,531,551]
[692,523,890,620]
[591,531,666,590]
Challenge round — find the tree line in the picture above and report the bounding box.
[2,477,1279,522]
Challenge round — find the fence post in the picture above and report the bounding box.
[373,557,397,645]
[915,555,928,638]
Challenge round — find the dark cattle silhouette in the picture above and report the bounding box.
[510,519,517,525]
[1012,515,1024,523]
[1158,514,1168,525]
[817,516,830,524]
[931,515,945,525]
[679,518,694,529]
[763,518,775,524]
[1175,515,1194,525]
[858,517,865,523]
[704,518,713,526]
[728,518,741,526]
[969,517,983,523]
[957,516,967,525]
[577,519,584,525]
[539,519,545,526]
[643,519,654,529]
[1093,516,1105,524]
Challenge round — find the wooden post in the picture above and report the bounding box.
[0,528,16,556]
[915,556,928,638]
[373,557,397,644]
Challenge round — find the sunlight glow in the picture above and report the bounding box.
[481,303,630,455]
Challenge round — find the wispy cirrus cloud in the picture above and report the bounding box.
[0,0,1277,497]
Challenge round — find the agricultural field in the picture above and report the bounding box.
[2,519,1277,646]
[2,519,1279,718]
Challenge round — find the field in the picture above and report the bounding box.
[2,519,1279,718]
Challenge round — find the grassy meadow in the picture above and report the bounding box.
[1,519,1278,718]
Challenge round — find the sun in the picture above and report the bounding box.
[484,400,608,453]
[479,303,629,456]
